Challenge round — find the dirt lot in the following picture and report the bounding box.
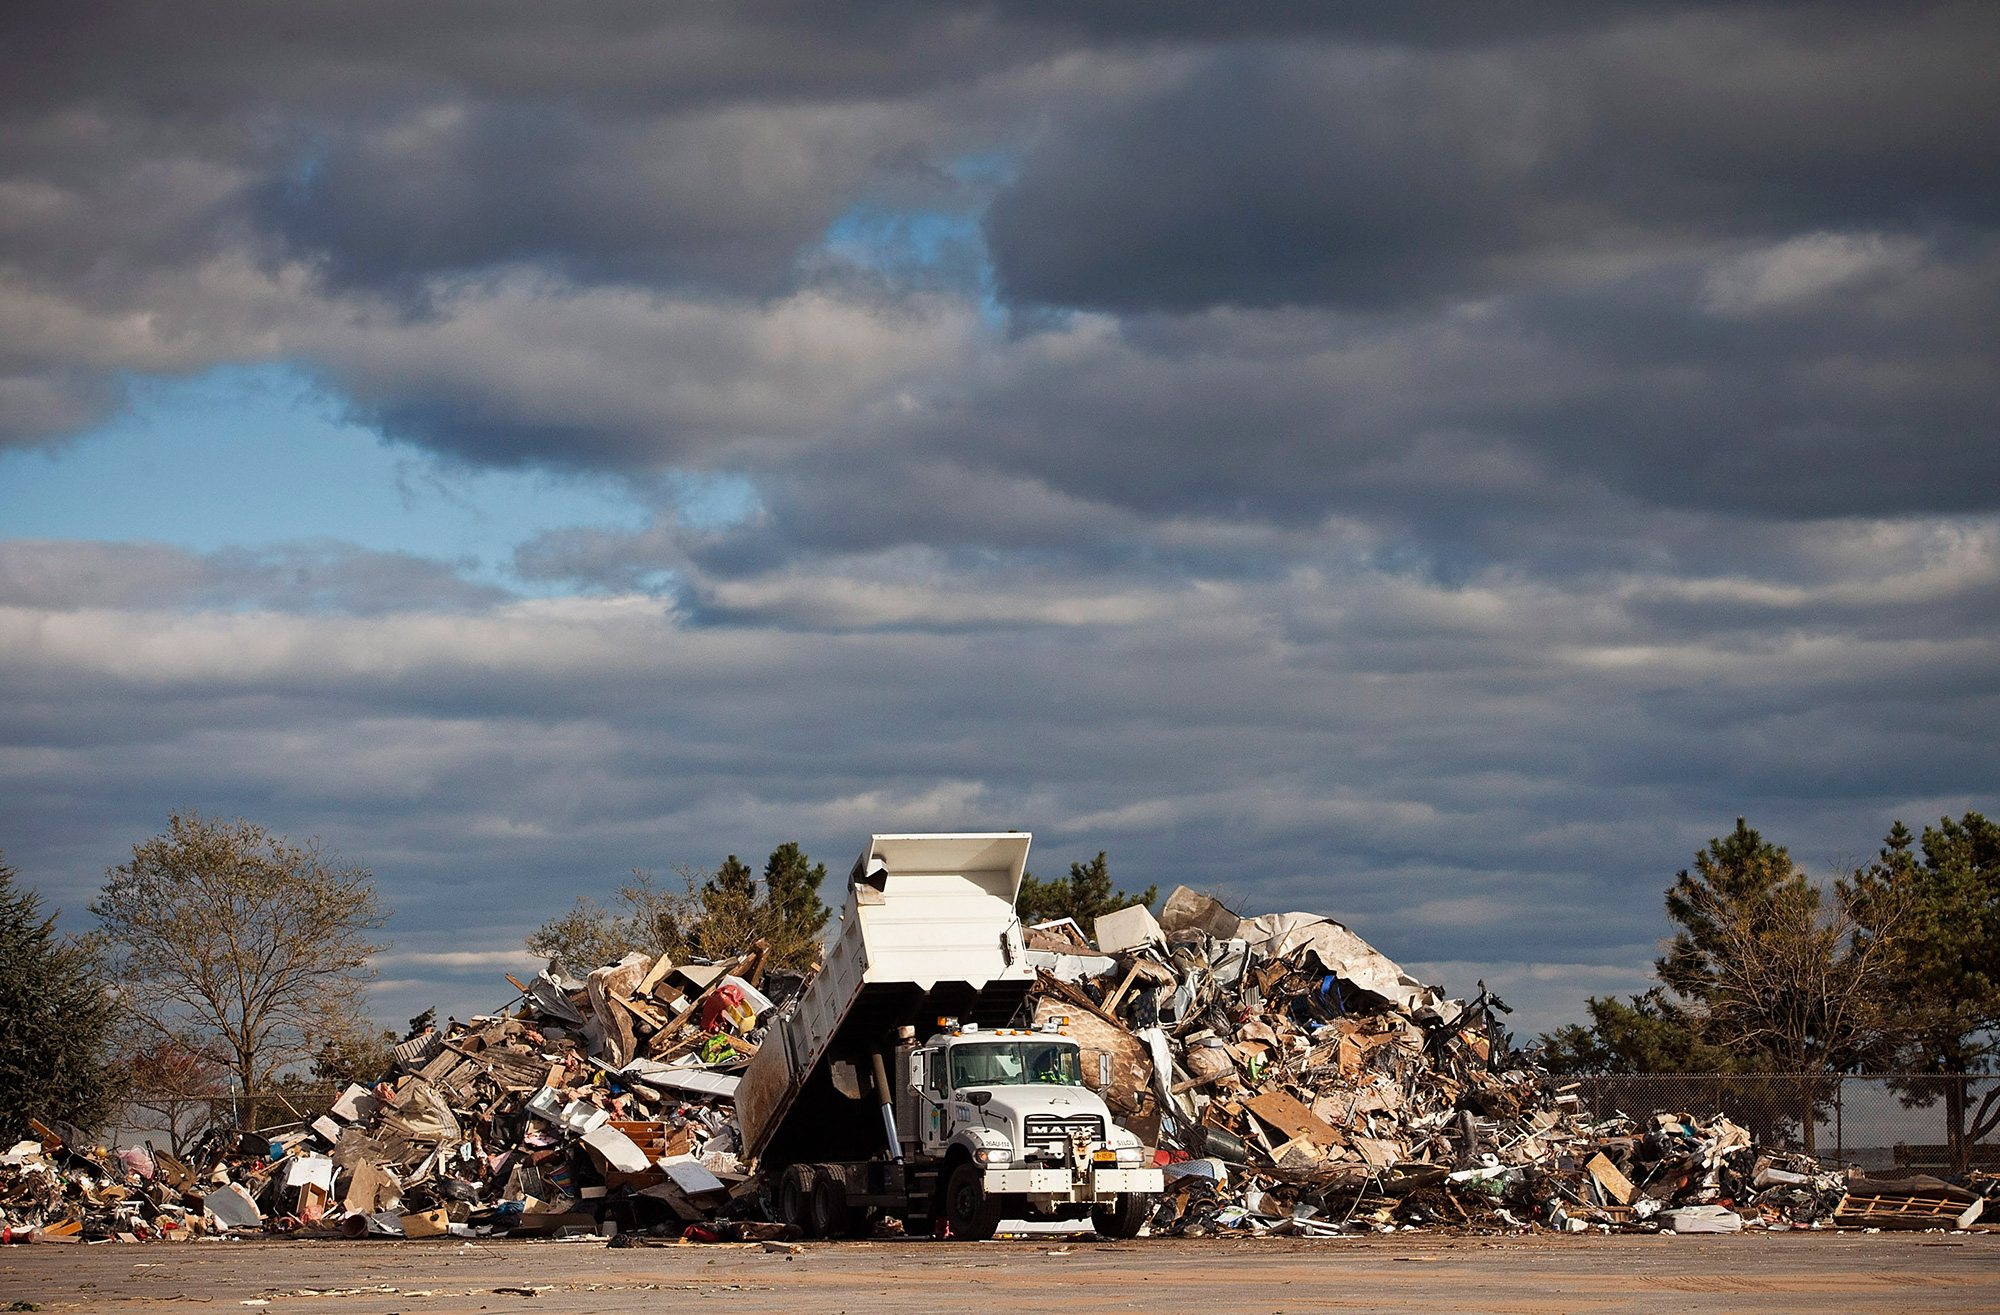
[4,1233,1996,1315]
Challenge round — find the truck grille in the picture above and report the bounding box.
[1023,1114,1104,1153]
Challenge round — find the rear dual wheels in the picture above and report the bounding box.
[776,1163,819,1236]
[812,1171,875,1238]
[777,1163,875,1239]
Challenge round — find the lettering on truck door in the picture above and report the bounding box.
[918,1049,948,1150]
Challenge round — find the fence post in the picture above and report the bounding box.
[1835,1077,1843,1168]
[1955,1074,1970,1175]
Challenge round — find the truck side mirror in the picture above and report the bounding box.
[909,1051,925,1091]
[1098,1051,1112,1088]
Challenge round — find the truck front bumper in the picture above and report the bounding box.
[982,1165,1165,1200]
[1087,1167,1164,1194]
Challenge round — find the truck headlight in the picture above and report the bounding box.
[1114,1147,1146,1165]
[975,1148,1012,1165]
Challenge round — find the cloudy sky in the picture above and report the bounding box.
[3,2,1995,1041]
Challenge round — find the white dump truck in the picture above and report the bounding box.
[735,832,1162,1239]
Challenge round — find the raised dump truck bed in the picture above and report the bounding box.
[736,833,1036,1169]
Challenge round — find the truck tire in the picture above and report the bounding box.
[777,1163,820,1237]
[945,1163,1005,1241]
[809,1170,849,1239]
[1092,1192,1152,1239]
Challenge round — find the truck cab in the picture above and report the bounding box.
[905,1019,1159,1236]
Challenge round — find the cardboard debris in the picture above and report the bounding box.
[1243,1090,1340,1148]
[1585,1152,1635,1206]
[1092,903,1165,955]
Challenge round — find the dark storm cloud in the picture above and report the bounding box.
[745,244,1995,544]
[0,1,1835,119]
[0,2,1030,113]
[251,102,967,296]
[986,7,2000,312]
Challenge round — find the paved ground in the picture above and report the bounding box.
[4,1232,1997,1315]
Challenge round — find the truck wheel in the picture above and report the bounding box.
[809,1170,849,1239]
[1092,1192,1152,1239]
[777,1164,820,1238]
[945,1163,1005,1241]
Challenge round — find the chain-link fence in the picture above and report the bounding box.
[1563,1073,2000,1172]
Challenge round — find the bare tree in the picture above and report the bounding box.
[524,871,666,978]
[118,1036,227,1159]
[94,812,388,1103]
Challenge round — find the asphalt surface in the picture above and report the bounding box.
[4,1232,1997,1315]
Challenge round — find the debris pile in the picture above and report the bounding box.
[1,1126,206,1243]
[2,945,794,1243]
[1015,886,1997,1236]
[6,886,1997,1242]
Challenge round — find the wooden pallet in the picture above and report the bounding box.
[1834,1191,1982,1230]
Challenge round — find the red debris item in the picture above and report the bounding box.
[699,982,747,1031]
[681,1224,724,1243]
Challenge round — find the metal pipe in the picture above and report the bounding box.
[871,1051,903,1163]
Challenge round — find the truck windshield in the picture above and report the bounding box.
[948,1041,1082,1088]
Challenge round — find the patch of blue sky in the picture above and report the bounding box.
[824,204,1006,329]
[664,470,760,532]
[825,206,987,274]
[0,362,661,594]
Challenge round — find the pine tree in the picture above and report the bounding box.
[1539,989,1744,1075]
[1542,818,1892,1092]
[762,843,830,944]
[0,852,121,1141]
[530,846,835,976]
[1016,851,1157,926]
[1657,817,1807,1007]
[1845,812,2000,1168]
[709,855,755,901]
